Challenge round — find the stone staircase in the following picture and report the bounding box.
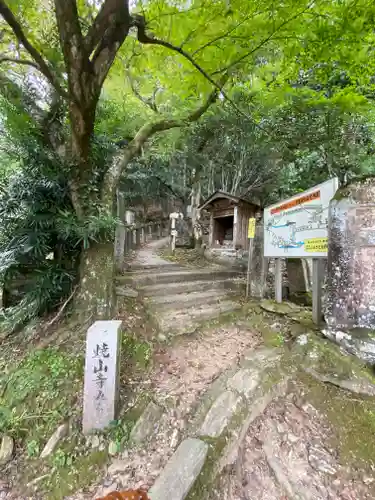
[116,263,244,335]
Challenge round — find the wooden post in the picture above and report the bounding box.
[261,258,269,299]
[149,224,152,240]
[130,229,134,250]
[170,215,177,253]
[246,239,254,299]
[275,258,283,303]
[209,213,214,247]
[158,224,162,238]
[312,258,324,324]
[114,222,125,272]
[246,218,256,299]
[141,226,146,244]
[233,206,238,249]
[136,228,141,247]
[114,191,126,272]
[123,229,128,254]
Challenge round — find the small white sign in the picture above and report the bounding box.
[82,321,122,434]
[264,178,339,258]
[171,229,178,236]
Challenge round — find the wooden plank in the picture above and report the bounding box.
[233,206,238,248]
[275,258,283,303]
[312,258,324,324]
[209,213,214,247]
[246,239,254,298]
[213,209,234,218]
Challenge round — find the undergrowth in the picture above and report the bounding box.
[0,320,154,499]
[0,347,83,441]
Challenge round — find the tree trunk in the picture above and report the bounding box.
[75,241,116,321]
[70,162,117,321]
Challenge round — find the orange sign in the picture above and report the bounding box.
[96,489,149,500]
[271,190,320,215]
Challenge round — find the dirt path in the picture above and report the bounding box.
[69,316,375,500]
[216,391,372,500]
[131,238,176,268]
[4,242,375,500]
[69,323,262,499]
[66,244,375,499]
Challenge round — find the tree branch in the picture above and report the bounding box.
[132,15,225,94]
[131,15,280,135]
[88,0,131,88]
[213,2,315,75]
[102,83,223,206]
[191,12,262,56]
[0,56,40,70]
[54,0,130,105]
[0,1,68,98]
[85,0,130,54]
[131,15,259,127]
[130,13,298,147]
[127,71,159,113]
[54,0,88,101]
[131,85,220,154]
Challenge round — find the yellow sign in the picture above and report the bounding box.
[248,218,256,239]
[304,237,328,253]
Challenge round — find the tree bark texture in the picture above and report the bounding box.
[76,242,116,320]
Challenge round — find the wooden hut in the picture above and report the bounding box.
[199,191,261,251]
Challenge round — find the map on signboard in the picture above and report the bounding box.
[264,178,339,258]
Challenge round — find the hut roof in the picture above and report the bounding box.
[199,190,260,211]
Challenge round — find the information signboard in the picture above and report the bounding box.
[264,178,339,258]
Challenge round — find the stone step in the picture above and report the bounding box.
[148,438,208,500]
[147,348,288,500]
[147,290,229,310]
[117,268,242,287]
[128,263,182,272]
[142,278,244,297]
[158,300,241,335]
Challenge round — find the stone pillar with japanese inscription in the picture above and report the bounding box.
[82,320,122,434]
[324,179,375,364]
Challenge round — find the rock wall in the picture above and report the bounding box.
[324,178,375,363]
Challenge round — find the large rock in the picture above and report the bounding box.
[325,179,375,362]
[304,367,375,397]
[227,369,260,398]
[243,347,281,367]
[260,300,301,316]
[130,401,163,444]
[148,438,208,500]
[40,423,69,458]
[0,435,14,465]
[200,390,241,438]
[286,259,310,293]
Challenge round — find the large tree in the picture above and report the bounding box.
[0,0,367,318]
